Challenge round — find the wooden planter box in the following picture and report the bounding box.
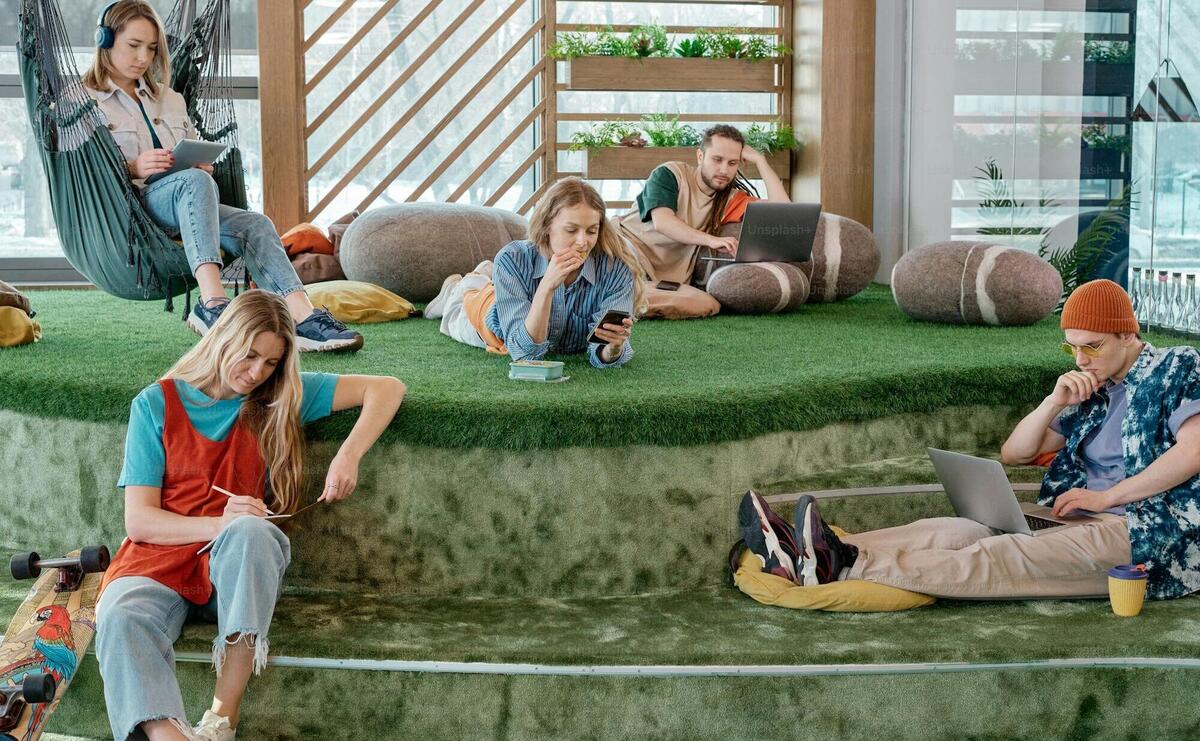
[565,56,780,92]
[583,146,791,180]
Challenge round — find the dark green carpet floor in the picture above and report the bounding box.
[6,286,1194,450]
[4,582,1195,668]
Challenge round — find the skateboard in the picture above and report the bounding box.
[0,547,110,741]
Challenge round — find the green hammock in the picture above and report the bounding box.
[19,0,250,310]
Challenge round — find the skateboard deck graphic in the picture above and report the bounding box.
[0,548,108,741]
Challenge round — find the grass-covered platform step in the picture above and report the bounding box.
[8,286,1192,450]
[14,581,1200,739]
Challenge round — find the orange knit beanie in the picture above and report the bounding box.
[1060,279,1139,334]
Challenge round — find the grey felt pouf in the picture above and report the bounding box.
[339,203,528,302]
[707,262,810,314]
[799,213,881,303]
[891,241,1063,326]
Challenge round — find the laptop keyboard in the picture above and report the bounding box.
[1024,514,1059,531]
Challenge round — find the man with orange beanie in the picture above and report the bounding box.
[791,279,1200,601]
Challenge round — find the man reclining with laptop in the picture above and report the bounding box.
[793,279,1200,601]
[615,124,792,319]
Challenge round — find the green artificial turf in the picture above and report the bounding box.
[42,661,1200,741]
[5,285,1192,450]
[4,582,1196,669]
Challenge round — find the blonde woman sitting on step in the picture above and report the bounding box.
[95,290,405,740]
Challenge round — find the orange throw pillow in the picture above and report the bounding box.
[281,223,334,257]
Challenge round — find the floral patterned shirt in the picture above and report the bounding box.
[1039,343,1200,599]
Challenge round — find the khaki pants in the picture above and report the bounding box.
[843,515,1130,599]
[641,280,721,320]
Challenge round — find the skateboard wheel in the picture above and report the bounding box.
[9,552,39,581]
[22,673,55,704]
[79,546,111,574]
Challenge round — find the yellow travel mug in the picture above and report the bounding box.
[1107,564,1148,617]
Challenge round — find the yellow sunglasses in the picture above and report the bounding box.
[1060,338,1107,358]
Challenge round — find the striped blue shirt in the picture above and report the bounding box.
[486,240,635,369]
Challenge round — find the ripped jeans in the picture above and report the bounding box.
[95,517,290,740]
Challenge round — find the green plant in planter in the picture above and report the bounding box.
[640,114,701,148]
[744,121,801,155]
[1084,40,1134,65]
[547,31,598,60]
[595,27,637,57]
[1082,124,1132,154]
[568,121,643,151]
[675,37,705,58]
[628,23,672,58]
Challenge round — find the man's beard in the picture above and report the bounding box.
[700,170,735,194]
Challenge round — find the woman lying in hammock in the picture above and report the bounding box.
[83,0,362,353]
[96,289,405,741]
[425,177,643,369]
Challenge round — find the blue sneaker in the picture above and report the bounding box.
[187,298,229,336]
[295,308,363,353]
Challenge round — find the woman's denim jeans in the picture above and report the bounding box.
[141,168,304,297]
[95,517,291,740]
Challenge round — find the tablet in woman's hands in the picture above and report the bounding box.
[144,139,229,184]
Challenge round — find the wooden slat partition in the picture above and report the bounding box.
[821,0,875,227]
[308,0,530,217]
[255,1,835,228]
[305,0,405,91]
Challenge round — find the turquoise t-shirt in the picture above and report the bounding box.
[118,373,339,488]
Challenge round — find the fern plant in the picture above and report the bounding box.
[568,121,643,151]
[640,114,701,147]
[975,157,1134,309]
[1039,186,1134,309]
[744,121,801,154]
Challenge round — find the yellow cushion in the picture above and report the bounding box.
[306,280,415,324]
[0,306,41,348]
[733,527,935,612]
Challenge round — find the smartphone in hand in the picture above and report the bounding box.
[588,309,631,344]
[656,280,681,292]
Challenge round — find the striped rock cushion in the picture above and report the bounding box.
[891,241,1063,326]
[799,213,880,303]
[707,261,810,314]
[718,213,879,304]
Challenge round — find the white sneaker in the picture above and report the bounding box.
[473,260,494,279]
[424,274,462,320]
[165,717,205,741]
[192,710,236,741]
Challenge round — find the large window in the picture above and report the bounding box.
[0,0,261,266]
[903,0,1199,331]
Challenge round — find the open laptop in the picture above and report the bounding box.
[927,448,1097,536]
[701,202,822,265]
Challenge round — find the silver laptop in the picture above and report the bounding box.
[927,448,1097,536]
[701,202,822,264]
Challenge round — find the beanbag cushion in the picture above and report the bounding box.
[0,279,33,316]
[707,262,809,314]
[281,223,334,257]
[329,210,359,257]
[0,306,41,348]
[733,529,935,612]
[891,241,1062,326]
[292,253,346,285]
[306,280,416,324]
[339,203,528,302]
[801,213,880,302]
[719,213,879,303]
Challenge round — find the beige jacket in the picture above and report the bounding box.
[85,77,198,188]
[616,162,717,284]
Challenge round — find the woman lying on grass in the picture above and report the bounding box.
[95,290,405,740]
[426,177,644,368]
